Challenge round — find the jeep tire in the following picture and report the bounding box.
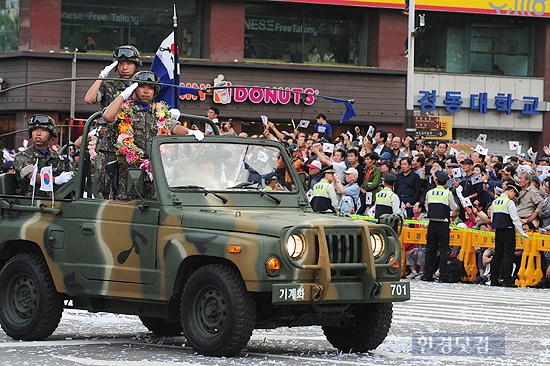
[0,253,63,340]
[322,302,393,353]
[181,264,255,357]
[140,316,183,336]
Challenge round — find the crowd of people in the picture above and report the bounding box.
[2,43,550,288]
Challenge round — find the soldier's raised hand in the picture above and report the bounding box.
[120,83,138,100]
[99,61,118,78]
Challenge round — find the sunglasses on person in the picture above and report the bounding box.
[28,114,54,126]
[113,48,138,60]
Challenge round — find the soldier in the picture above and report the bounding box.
[422,170,459,282]
[84,45,142,108]
[490,181,529,287]
[373,173,401,218]
[84,45,143,198]
[12,115,73,197]
[102,71,191,200]
[311,166,339,213]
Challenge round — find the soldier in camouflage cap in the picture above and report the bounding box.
[12,114,72,196]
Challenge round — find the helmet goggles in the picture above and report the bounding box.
[113,47,138,60]
[28,114,55,127]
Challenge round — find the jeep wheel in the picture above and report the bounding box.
[0,253,63,340]
[140,316,183,336]
[181,264,255,357]
[323,302,392,353]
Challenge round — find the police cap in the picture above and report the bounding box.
[434,170,449,183]
[382,172,397,184]
[321,165,335,175]
[505,182,522,194]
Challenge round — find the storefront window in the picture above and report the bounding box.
[0,0,18,52]
[415,13,535,77]
[245,3,368,66]
[60,0,201,57]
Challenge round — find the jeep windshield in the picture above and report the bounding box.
[159,141,298,192]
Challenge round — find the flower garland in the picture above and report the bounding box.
[114,100,173,165]
[88,135,98,161]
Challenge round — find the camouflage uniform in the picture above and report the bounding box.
[102,100,174,201]
[96,80,129,109]
[13,147,70,197]
[95,80,129,197]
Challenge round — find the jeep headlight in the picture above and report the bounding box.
[286,234,306,259]
[370,232,385,259]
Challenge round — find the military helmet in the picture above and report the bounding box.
[113,45,142,66]
[28,114,58,138]
[133,71,160,97]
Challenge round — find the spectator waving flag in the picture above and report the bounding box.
[151,32,200,109]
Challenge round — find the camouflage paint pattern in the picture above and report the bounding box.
[0,118,409,324]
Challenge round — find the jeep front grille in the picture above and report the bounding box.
[315,230,363,279]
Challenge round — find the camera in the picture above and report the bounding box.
[410,140,417,151]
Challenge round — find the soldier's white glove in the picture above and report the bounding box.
[188,130,204,141]
[54,171,74,185]
[169,108,181,121]
[120,83,138,100]
[99,61,118,78]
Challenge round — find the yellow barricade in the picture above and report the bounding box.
[351,215,548,287]
[398,221,548,287]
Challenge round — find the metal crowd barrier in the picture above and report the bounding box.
[352,215,546,287]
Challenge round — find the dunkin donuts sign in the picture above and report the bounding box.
[179,74,319,106]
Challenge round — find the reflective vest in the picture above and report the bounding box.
[311,180,334,212]
[375,187,396,218]
[492,195,513,229]
[426,186,451,221]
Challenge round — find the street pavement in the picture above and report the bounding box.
[1,280,550,365]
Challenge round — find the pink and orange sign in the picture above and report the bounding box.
[277,0,550,17]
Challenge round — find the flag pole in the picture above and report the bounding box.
[172,4,179,110]
[31,158,38,207]
[51,165,54,208]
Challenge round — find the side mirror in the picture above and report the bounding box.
[126,168,144,198]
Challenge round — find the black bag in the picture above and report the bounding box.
[446,256,467,283]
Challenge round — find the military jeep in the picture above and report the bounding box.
[0,112,409,357]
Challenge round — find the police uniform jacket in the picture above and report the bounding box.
[311,179,337,213]
[425,185,459,222]
[374,187,401,218]
[491,193,527,236]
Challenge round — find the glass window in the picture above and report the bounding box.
[60,0,201,57]
[415,13,535,77]
[161,142,297,192]
[245,2,368,66]
[0,0,19,52]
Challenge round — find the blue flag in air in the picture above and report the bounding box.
[322,96,357,123]
[151,32,200,108]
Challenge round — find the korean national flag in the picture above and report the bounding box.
[39,166,53,192]
[29,159,38,187]
[476,134,487,144]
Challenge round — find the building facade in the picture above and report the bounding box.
[0,0,549,157]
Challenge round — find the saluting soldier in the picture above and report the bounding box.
[423,170,459,282]
[373,173,401,218]
[490,181,529,287]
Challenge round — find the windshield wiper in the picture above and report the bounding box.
[227,182,257,189]
[261,191,281,204]
[172,185,228,204]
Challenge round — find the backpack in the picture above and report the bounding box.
[446,256,467,283]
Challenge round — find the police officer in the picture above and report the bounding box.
[423,170,459,282]
[490,181,529,287]
[84,45,143,108]
[311,166,339,213]
[373,173,401,218]
[12,115,73,197]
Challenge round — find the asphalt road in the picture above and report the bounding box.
[1,281,550,365]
